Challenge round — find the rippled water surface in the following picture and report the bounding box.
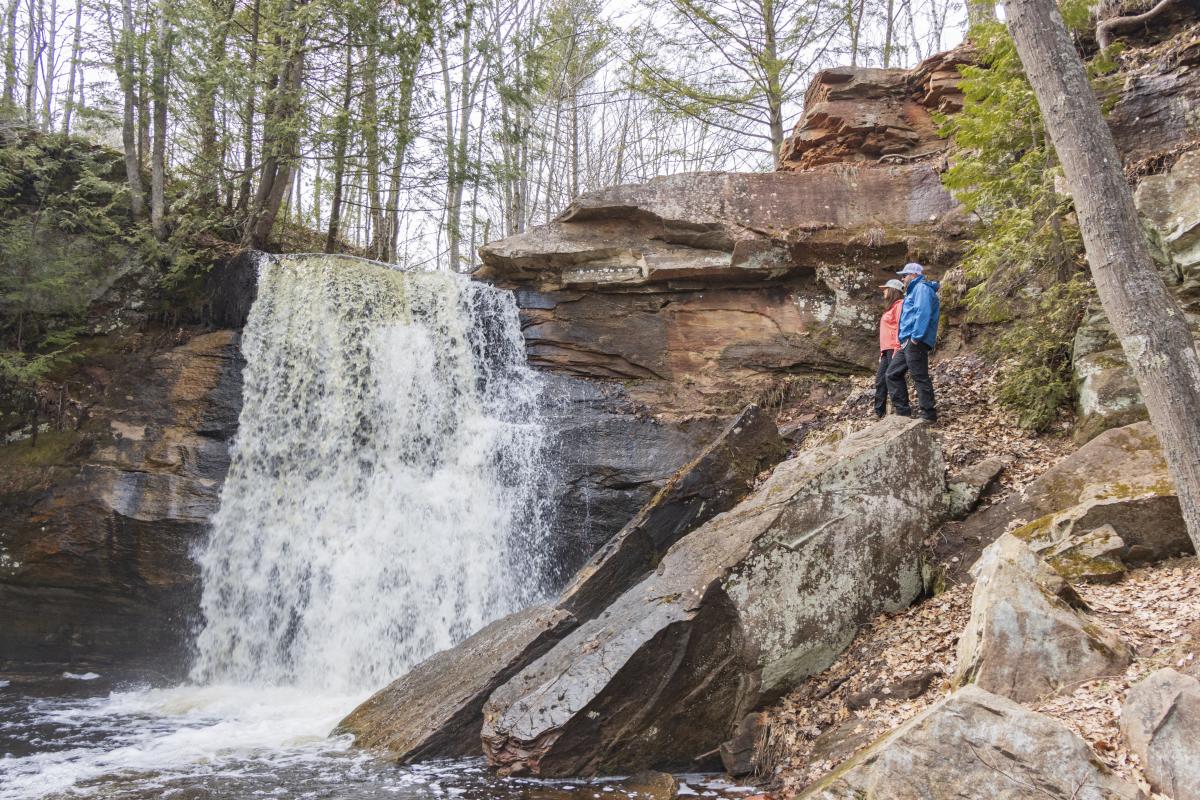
[0,677,752,800]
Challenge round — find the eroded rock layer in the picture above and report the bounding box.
[477,165,966,417]
[0,330,244,675]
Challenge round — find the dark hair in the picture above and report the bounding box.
[883,287,902,305]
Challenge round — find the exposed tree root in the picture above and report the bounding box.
[1097,0,1188,50]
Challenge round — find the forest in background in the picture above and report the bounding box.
[1,0,965,271]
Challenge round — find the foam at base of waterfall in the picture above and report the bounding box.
[190,255,551,693]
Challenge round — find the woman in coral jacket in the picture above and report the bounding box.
[875,278,906,418]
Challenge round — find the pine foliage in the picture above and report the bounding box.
[938,21,1092,431]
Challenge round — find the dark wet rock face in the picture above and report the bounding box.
[0,331,244,677]
[558,404,786,620]
[538,375,727,572]
[482,417,945,776]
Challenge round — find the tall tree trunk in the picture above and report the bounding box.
[136,0,150,169]
[60,0,81,133]
[383,57,418,262]
[967,0,998,28]
[236,0,260,213]
[3,0,17,110]
[1004,0,1200,552]
[245,35,304,248]
[40,0,54,130]
[324,43,352,254]
[196,0,235,206]
[24,0,36,124]
[762,0,784,162]
[149,2,168,240]
[883,0,896,67]
[119,0,145,219]
[362,31,385,259]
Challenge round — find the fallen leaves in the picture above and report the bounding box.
[1034,558,1200,797]
[759,583,972,796]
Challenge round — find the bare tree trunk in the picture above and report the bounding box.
[196,0,235,205]
[383,59,418,262]
[60,0,81,133]
[883,0,896,67]
[149,1,168,240]
[24,0,36,124]
[3,0,17,110]
[324,42,351,253]
[136,0,150,169]
[967,0,998,28]
[763,0,784,162]
[362,30,386,259]
[119,0,145,219]
[1096,0,1180,50]
[40,0,54,130]
[1004,0,1200,552]
[245,36,304,248]
[236,0,260,213]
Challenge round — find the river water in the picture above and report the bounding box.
[0,256,749,799]
[0,677,751,799]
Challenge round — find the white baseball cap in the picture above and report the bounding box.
[878,279,904,291]
[897,262,924,276]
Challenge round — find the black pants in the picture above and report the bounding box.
[874,350,895,417]
[886,341,937,421]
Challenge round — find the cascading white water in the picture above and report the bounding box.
[190,254,552,692]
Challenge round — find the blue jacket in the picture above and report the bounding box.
[898,276,940,349]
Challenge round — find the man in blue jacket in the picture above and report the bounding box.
[886,262,940,422]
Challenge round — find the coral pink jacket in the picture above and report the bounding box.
[879,299,902,353]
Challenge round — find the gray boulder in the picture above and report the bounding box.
[958,422,1177,559]
[1120,667,1200,800]
[799,685,1141,800]
[482,417,945,776]
[954,534,1130,703]
[1013,488,1192,568]
[946,455,1008,519]
[559,403,786,621]
[334,604,575,760]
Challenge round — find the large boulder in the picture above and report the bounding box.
[799,685,1141,800]
[481,417,945,776]
[340,404,783,760]
[954,535,1130,703]
[1120,667,1200,800]
[958,421,1177,553]
[1012,488,1192,570]
[558,403,786,620]
[334,604,576,760]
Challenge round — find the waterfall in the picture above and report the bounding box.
[190,254,552,692]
